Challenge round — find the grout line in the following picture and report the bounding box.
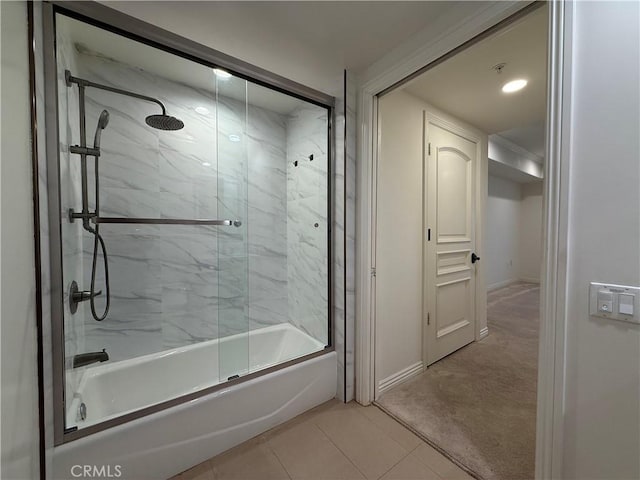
[266,443,293,480]
[312,406,412,480]
[373,449,413,480]
[312,419,370,479]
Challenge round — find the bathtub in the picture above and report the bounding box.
[53,323,337,480]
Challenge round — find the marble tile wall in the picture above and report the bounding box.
[334,92,347,400]
[344,71,357,402]
[333,71,357,402]
[286,106,330,345]
[67,52,292,362]
[56,25,87,414]
[51,25,344,412]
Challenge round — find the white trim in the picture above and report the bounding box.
[479,326,489,340]
[519,276,542,285]
[377,361,424,394]
[487,279,519,291]
[491,133,545,164]
[356,2,569,479]
[535,2,571,479]
[356,2,524,407]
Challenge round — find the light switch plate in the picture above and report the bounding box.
[589,282,640,325]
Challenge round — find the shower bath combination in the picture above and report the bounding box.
[65,69,184,322]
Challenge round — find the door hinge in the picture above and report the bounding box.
[371,267,376,277]
[428,143,431,155]
[427,312,430,325]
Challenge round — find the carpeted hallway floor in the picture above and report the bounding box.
[377,282,540,480]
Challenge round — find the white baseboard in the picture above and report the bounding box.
[487,278,518,291]
[518,276,541,284]
[378,361,424,394]
[480,326,489,339]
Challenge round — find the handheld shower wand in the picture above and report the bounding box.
[88,110,111,321]
[66,70,185,321]
[70,110,111,321]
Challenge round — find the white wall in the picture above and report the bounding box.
[375,89,488,387]
[375,90,425,385]
[562,2,640,479]
[519,182,542,283]
[487,175,521,289]
[487,176,543,290]
[0,2,41,479]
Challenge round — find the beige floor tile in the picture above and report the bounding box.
[172,461,214,480]
[380,454,442,480]
[209,441,290,480]
[411,444,472,480]
[358,406,422,451]
[313,408,409,479]
[261,400,357,441]
[268,420,365,479]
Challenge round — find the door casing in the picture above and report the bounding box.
[355,2,572,479]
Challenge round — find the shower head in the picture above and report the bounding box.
[145,114,184,131]
[93,110,110,150]
[98,109,110,130]
[65,72,185,133]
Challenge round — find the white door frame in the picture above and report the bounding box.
[355,2,572,479]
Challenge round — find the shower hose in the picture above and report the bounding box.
[88,152,110,321]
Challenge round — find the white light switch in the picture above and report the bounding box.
[590,282,640,325]
[619,294,634,315]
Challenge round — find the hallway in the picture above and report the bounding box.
[378,282,540,480]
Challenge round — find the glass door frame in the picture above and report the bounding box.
[42,0,336,446]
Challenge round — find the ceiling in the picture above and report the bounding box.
[103,1,459,73]
[403,4,548,138]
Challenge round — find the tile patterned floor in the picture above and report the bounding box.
[171,400,474,480]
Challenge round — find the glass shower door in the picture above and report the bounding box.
[215,71,250,382]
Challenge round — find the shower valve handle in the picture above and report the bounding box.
[70,281,103,314]
[72,289,102,303]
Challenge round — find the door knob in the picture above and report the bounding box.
[471,253,480,264]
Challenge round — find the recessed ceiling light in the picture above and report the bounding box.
[228,134,241,142]
[214,68,232,79]
[195,106,209,115]
[202,162,211,167]
[502,79,528,93]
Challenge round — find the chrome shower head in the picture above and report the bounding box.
[145,114,184,131]
[93,110,110,150]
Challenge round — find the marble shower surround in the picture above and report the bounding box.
[66,49,329,362]
[286,105,329,343]
[40,15,354,434]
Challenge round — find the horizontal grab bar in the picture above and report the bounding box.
[95,217,242,227]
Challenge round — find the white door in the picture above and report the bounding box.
[424,114,479,366]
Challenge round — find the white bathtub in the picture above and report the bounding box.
[54,323,336,479]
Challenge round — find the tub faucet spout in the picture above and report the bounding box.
[73,349,109,368]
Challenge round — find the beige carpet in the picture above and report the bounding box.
[377,282,539,480]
